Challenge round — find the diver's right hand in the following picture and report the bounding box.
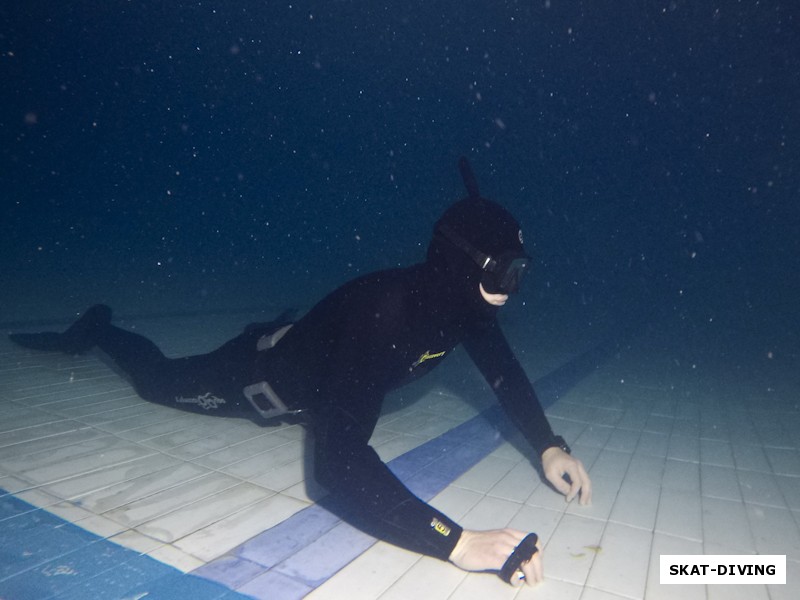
[449,528,543,586]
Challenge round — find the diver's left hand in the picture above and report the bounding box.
[541,447,592,505]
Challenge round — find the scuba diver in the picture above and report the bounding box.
[9,158,591,586]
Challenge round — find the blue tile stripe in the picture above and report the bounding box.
[193,405,516,599]
[0,491,255,600]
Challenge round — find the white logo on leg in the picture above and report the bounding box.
[175,392,227,410]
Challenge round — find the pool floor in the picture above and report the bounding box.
[1,310,797,599]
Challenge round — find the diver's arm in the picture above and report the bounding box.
[461,318,558,455]
[312,404,463,560]
[312,404,547,579]
[462,318,592,505]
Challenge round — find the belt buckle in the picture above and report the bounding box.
[243,381,302,420]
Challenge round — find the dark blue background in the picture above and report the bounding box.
[2,1,798,365]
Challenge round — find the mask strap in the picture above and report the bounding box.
[436,224,497,273]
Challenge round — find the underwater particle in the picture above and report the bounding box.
[24,112,38,124]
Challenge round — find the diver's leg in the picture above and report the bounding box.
[95,323,257,417]
[10,306,263,419]
[9,304,112,355]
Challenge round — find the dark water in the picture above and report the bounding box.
[2,2,798,386]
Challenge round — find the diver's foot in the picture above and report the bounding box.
[9,332,66,352]
[9,304,112,355]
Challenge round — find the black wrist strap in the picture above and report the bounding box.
[499,533,539,584]
[549,434,571,455]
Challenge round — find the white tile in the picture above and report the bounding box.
[541,514,605,585]
[702,497,752,553]
[102,471,241,528]
[42,454,185,500]
[0,426,107,462]
[625,453,666,487]
[732,443,771,472]
[699,418,729,442]
[515,577,583,599]
[616,408,649,431]
[460,495,524,530]
[379,555,466,600]
[282,477,328,504]
[250,458,305,492]
[645,413,674,435]
[71,512,128,538]
[221,439,303,479]
[487,441,526,462]
[0,475,34,494]
[112,415,192,443]
[147,543,204,572]
[765,447,800,476]
[570,444,603,471]
[307,541,420,600]
[0,420,88,450]
[74,462,212,513]
[766,558,799,600]
[141,418,254,452]
[379,410,463,439]
[662,459,700,493]
[488,460,542,504]
[182,431,295,467]
[737,470,787,508]
[745,504,800,562]
[667,434,700,463]
[527,481,575,512]
[673,418,700,438]
[588,449,632,482]
[675,401,700,422]
[374,433,427,461]
[586,522,651,598]
[645,533,705,600]
[448,571,519,600]
[429,486,484,521]
[507,504,564,544]
[700,439,735,468]
[637,431,670,458]
[609,481,660,531]
[565,475,618,522]
[575,425,614,449]
[453,455,517,494]
[6,437,158,486]
[776,475,800,511]
[707,582,769,600]
[656,488,703,542]
[135,482,272,543]
[604,428,641,454]
[174,492,308,561]
[580,588,636,600]
[109,528,165,554]
[700,465,741,501]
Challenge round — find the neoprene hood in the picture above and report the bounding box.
[427,158,530,295]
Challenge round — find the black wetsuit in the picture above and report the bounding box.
[39,261,559,561]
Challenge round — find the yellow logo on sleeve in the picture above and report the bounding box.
[431,517,451,537]
[412,350,446,368]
